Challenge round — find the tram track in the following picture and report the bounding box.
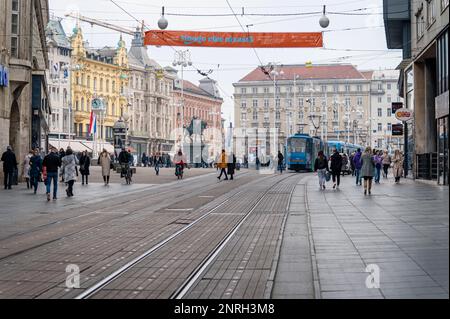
[77,172,300,299]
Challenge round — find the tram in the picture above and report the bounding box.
[285,133,324,172]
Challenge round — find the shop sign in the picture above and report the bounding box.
[0,65,9,87]
[395,108,413,122]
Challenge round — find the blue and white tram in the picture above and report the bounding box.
[286,133,324,172]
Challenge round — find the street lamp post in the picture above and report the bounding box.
[173,50,192,153]
[270,64,284,145]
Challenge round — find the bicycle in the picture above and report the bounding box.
[175,164,184,180]
[121,163,133,185]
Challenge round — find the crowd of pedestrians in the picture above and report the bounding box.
[314,146,405,196]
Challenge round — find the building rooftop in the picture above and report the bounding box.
[174,79,222,100]
[237,64,367,82]
[46,19,70,49]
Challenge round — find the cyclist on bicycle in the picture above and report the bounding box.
[118,147,131,178]
[173,149,187,178]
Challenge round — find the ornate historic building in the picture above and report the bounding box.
[127,30,175,159]
[70,26,129,143]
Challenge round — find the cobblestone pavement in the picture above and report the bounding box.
[276,173,449,299]
[0,168,447,299]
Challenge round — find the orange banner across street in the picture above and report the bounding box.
[144,30,323,48]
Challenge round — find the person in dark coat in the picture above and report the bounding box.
[277,151,285,174]
[1,146,18,190]
[227,153,237,180]
[29,149,42,194]
[79,151,91,185]
[43,147,62,201]
[329,149,343,189]
[314,150,329,190]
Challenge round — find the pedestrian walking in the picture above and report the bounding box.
[277,151,284,174]
[217,150,228,180]
[353,148,363,186]
[98,149,111,186]
[314,151,329,190]
[61,148,79,198]
[350,152,356,176]
[392,150,404,184]
[58,148,66,182]
[43,147,61,201]
[341,153,349,175]
[382,150,392,179]
[329,149,343,189]
[1,146,18,190]
[79,151,91,185]
[361,146,375,196]
[23,150,33,189]
[374,150,383,184]
[154,153,162,176]
[142,152,148,167]
[29,149,42,194]
[227,153,236,180]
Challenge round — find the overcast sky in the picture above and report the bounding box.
[49,0,403,125]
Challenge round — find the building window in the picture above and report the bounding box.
[345,97,350,106]
[241,100,247,109]
[287,86,293,93]
[287,99,292,108]
[93,78,97,91]
[264,99,269,109]
[378,83,383,91]
[427,0,436,26]
[378,96,383,103]
[387,108,392,117]
[276,111,280,120]
[253,110,258,120]
[333,85,339,92]
[443,0,450,11]
[378,123,382,131]
[387,123,392,131]
[345,85,350,92]
[263,87,269,94]
[299,85,304,92]
[252,99,258,108]
[357,84,363,92]
[11,0,20,58]
[276,99,280,108]
[437,30,449,95]
[241,113,247,121]
[252,87,258,94]
[378,108,382,117]
[321,85,327,92]
[299,98,304,107]
[275,86,281,94]
[357,97,363,106]
[387,83,392,90]
[417,13,425,38]
[241,88,247,94]
[387,95,392,103]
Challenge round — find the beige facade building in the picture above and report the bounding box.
[233,64,371,157]
[127,31,175,159]
[0,0,50,178]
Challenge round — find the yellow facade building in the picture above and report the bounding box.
[70,26,129,142]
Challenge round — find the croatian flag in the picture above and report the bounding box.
[89,111,97,135]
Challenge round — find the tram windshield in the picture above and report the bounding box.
[288,138,307,153]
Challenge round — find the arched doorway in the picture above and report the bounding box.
[9,100,20,155]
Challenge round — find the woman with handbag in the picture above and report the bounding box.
[314,151,329,190]
[99,149,112,186]
[79,151,91,185]
[61,148,79,197]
